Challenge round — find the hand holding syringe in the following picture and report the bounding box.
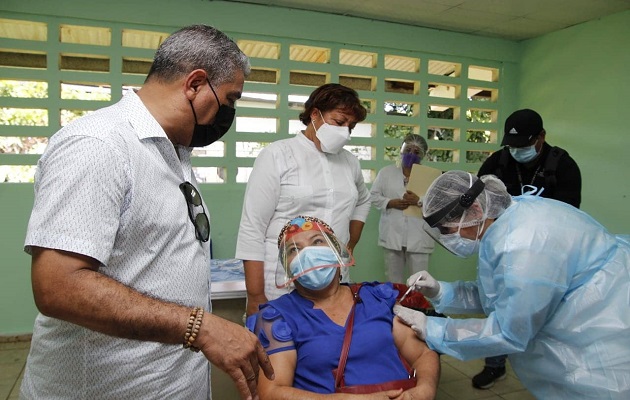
[398,274,423,303]
[399,271,441,301]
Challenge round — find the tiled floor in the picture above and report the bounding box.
[0,341,28,400]
[0,339,535,400]
[437,355,535,400]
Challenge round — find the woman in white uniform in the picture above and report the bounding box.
[236,83,371,315]
[370,134,435,283]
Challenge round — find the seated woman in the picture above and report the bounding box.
[246,216,439,399]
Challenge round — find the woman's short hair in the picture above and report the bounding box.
[299,83,367,125]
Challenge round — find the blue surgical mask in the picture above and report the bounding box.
[289,246,339,290]
[440,233,479,258]
[439,220,485,258]
[401,153,421,168]
[509,142,539,163]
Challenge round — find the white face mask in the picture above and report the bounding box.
[312,111,350,154]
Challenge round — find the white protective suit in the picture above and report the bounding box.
[425,195,630,399]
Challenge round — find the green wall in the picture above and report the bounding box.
[517,10,630,233]
[0,185,35,335]
[0,0,627,336]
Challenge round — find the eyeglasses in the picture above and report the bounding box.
[179,181,210,242]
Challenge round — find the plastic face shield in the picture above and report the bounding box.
[275,217,354,289]
[400,134,428,157]
[422,178,485,254]
[400,142,424,158]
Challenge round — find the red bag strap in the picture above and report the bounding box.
[334,283,362,389]
[334,283,416,390]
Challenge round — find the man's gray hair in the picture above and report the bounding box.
[146,24,250,85]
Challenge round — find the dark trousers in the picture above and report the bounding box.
[485,354,507,368]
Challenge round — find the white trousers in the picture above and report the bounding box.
[383,248,430,284]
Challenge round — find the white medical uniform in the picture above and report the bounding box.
[370,165,435,282]
[236,132,371,300]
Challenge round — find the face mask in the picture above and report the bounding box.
[509,141,539,163]
[439,220,485,258]
[312,111,350,154]
[401,153,421,168]
[189,80,236,147]
[440,233,479,258]
[289,246,339,290]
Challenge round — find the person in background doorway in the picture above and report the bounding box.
[473,108,582,389]
[236,83,371,316]
[22,25,273,400]
[370,134,435,283]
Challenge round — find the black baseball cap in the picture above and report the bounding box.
[501,109,544,147]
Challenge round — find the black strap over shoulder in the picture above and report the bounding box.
[495,147,511,180]
[543,146,566,189]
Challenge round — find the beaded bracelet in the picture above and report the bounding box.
[183,306,204,352]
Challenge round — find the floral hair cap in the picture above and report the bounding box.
[277,215,335,248]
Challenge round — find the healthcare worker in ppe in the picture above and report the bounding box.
[394,170,630,399]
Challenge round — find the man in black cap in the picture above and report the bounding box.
[479,108,581,208]
[472,108,582,389]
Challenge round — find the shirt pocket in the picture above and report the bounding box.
[277,185,314,213]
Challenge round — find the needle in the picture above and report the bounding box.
[399,275,423,303]
[398,286,414,303]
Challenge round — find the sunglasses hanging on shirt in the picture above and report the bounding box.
[179,181,210,242]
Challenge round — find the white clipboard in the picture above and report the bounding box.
[403,164,442,217]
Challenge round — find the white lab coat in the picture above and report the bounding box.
[426,195,630,399]
[236,133,371,300]
[370,165,434,253]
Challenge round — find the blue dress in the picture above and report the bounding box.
[247,282,411,393]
